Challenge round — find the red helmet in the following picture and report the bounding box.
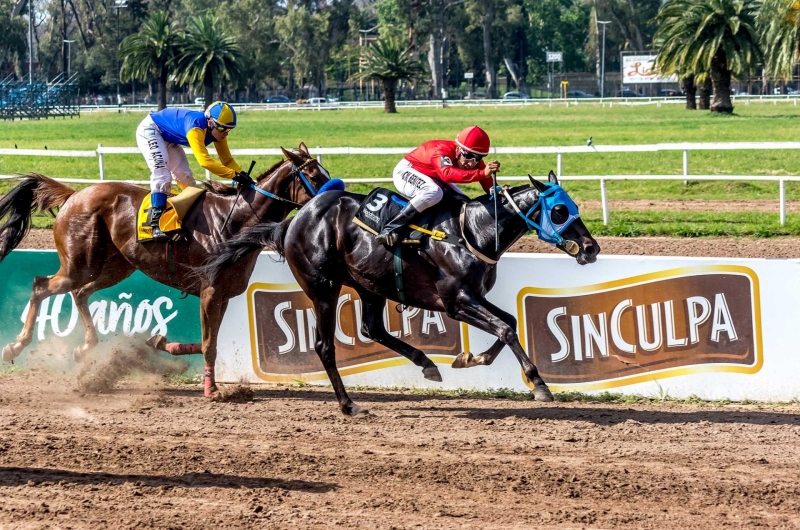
[455,126,491,156]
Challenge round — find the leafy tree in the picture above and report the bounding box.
[354,37,424,112]
[0,0,28,76]
[119,11,182,110]
[175,14,243,108]
[758,0,800,83]
[653,0,760,114]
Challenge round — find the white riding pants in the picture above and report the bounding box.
[136,114,197,194]
[392,159,464,212]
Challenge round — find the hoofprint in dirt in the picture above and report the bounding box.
[0,375,798,529]
[18,228,800,259]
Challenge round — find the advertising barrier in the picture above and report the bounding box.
[2,250,800,401]
[0,251,200,367]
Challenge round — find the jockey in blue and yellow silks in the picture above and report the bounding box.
[135,101,252,240]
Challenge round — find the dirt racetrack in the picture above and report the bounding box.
[0,373,798,530]
[3,231,800,529]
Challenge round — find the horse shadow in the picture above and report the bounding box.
[0,467,337,492]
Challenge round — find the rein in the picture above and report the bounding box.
[231,159,318,210]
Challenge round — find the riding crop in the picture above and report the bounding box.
[492,171,499,252]
[220,160,256,234]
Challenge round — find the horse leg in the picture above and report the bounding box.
[71,257,135,362]
[452,299,514,368]
[199,286,229,397]
[309,285,366,416]
[448,292,553,401]
[356,289,442,382]
[2,273,75,362]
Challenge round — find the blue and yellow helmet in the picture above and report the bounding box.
[204,101,237,129]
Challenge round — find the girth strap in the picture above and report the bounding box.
[393,245,406,303]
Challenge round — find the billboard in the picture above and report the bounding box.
[622,55,678,84]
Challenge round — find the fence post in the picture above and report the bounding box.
[780,179,786,226]
[557,152,562,177]
[317,146,322,164]
[205,169,211,181]
[97,143,105,180]
[600,178,609,225]
[683,149,689,185]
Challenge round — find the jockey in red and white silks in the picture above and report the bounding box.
[376,126,501,247]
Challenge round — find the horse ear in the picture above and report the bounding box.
[298,142,311,157]
[281,146,302,164]
[548,170,559,185]
[528,174,547,192]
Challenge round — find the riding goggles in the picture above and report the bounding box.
[458,149,484,161]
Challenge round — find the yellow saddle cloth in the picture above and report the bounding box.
[137,186,206,242]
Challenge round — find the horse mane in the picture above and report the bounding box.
[202,159,288,196]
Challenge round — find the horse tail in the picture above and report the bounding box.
[202,218,292,283]
[0,173,76,262]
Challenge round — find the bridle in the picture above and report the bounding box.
[500,184,581,255]
[238,157,321,210]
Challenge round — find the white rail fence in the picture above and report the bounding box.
[3,141,800,225]
[74,94,800,113]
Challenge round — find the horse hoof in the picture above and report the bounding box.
[72,345,87,363]
[204,386,219,399]
[345,403,369,417]
[146,334,167,351]
[422,365,443,382]
[534,385,554,402]
[451,352,472,369]
[2,343,21,362]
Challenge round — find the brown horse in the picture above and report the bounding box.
[0,143,331,396]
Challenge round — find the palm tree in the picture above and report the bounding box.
[654,0,761,114]
[118,11,182,110]
[758,0,800,85]
[354,38,425,113]
[175,15,243,109]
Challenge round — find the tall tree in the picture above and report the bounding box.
[653,0,760,114]
[175,14,243,108]
[354,37,424,112]
[758,0,800,83]
[0,0,28,75]
[119,11,182,110]
[275,2,329,98]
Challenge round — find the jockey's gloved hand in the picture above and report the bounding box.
[232,171,254,187]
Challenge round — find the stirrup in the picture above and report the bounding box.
[376,230,399,247]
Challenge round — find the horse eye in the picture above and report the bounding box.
[552,204,569,224]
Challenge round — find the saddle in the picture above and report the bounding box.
[353,188,460,245]
[136,185,206,242]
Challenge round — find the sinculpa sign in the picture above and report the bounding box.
[518,266,762,392]
[245,283,467,382]
[0,251,200,363]
[216,254,798,401]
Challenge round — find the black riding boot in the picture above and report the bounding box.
[149,205,168,240]
[376,203,419,247]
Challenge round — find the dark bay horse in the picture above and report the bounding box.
[205,171,600,415]
[0,143,332,397]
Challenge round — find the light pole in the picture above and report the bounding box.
[358,25,379,101]
[63,40,75,78]
[113,0,128,105]
[597,20,611,98]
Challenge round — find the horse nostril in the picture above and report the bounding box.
[584,244,596,256]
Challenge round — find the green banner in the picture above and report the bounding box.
[0,250,201,368]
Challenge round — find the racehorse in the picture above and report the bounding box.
[204,171,600,415]
[0,143,332,397]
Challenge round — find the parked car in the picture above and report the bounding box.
[265,95,291,104]
[306,97,340,106]
[616,89,639,97]
[566,90,593,98]
[502,91,531,100]
[194,97,204,105]
[660,89,682,97]
[773,87,799,95]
